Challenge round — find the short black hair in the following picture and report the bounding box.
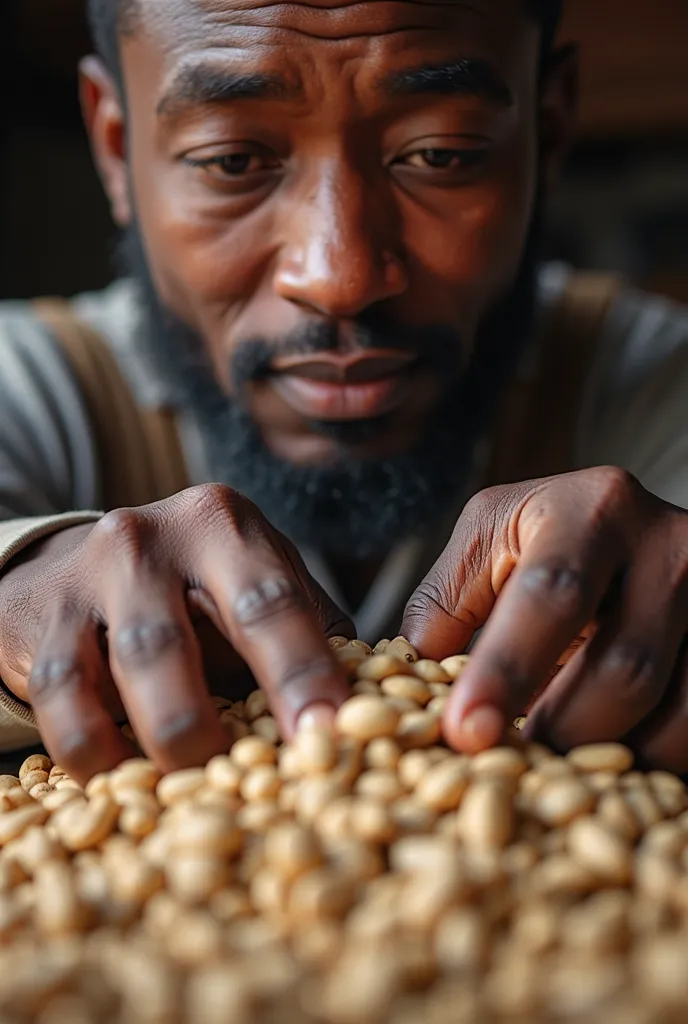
[87,0,563,90]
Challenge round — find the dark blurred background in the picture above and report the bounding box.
[2,0,688,304]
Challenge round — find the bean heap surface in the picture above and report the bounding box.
[0,637,686,1023]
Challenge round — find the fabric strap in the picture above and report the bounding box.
[34,299,190,511]
[487,271,622,486]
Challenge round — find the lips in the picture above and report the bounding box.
[268,352,418,421]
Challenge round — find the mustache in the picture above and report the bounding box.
[230,317,463,392]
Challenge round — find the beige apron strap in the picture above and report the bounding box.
[484,271,623,710]
[486,271,623,487]
[34,298,190,511]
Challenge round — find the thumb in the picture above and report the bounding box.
[401,488,521,660]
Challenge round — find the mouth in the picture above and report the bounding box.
[268,351,420,421]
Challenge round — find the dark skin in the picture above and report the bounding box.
[0,0,687,784]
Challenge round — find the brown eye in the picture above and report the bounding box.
[402,148,487,171]
[186,151,281,181]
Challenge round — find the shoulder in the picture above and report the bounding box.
[552,267,688,506]
[537,262,688,386]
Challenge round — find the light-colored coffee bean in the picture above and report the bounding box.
[289,869,355,920]
[118,796,161,840]
[397,711,442,750]
[328,636,350,651]
[336,696,400,741]
[165,856,231,904]
[18,756,52,781]
[240,765,282,803]
[386,637,419,664]
[413,660,451,684]
[472,747,528,780]
[416,758,471,812]
[355,770,404,804]
[567,743,634,775]
[111,759,161,793]
[244,689,270,721]
[350,799,397,845]
[357,655,412,682]
[230,735,278,770]
[567,816,633,883]
[264,823,322,881]
[364,738,402,772]
[20,770,49,794]
[294,728,337,774]
[439,655,470,679]
[156,769,206,807]
[459,781,514,850]
[533,777,596,826]
[57,794,120,852]
[381,675,431,706]
[252,716,281,745]
[0,804,49,846]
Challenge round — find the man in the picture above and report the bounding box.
[0,0,686,784]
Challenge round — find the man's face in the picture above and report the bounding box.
[86,0,566,555]
[121,0,539,442]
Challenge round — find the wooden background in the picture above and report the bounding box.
[3,1,687,300]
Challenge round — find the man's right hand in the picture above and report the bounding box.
[0,485,354,783]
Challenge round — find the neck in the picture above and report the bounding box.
[325,553,387,612]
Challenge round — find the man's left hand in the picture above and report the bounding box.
[402,467,688,773]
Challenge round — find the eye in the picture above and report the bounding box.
[399,148,488,172]
[185,150,281,182]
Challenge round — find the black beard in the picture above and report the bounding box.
[116,220,539,559]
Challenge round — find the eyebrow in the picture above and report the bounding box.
[157,65,293,119]
[383,59,514,108]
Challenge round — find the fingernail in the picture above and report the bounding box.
[298,702,338,732]
[458,705,505,753]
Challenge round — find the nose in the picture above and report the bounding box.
[274,162,408,318]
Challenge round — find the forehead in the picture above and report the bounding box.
[127,0,538,94]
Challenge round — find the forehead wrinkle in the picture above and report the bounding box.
[143,0,490,48]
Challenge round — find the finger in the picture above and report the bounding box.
[28,608,134,784]
[105,574,229,774]
[443,518,625,753]
[278,534,356,640]
[627,640,688,774]
[202,545,351,742]
[524,552,687,750]
[401,516,506,661]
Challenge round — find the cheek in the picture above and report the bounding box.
[404,130,537,310]
[130,151,275,330]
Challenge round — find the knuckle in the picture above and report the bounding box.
[28,654,86,704]
[273,656,339,697]
[462,486,503,524]
[90,509,145,556]
[150,710,205,751]
[48,724,108,781]
[111,620,188,671]
[519,561,590,619]
[233,577,304,629]
[586,466,640,516]
[600,643,663,710]
[187,483,244,527]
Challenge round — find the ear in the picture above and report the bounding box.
[538,44,579,189]
[79,56,132,227]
